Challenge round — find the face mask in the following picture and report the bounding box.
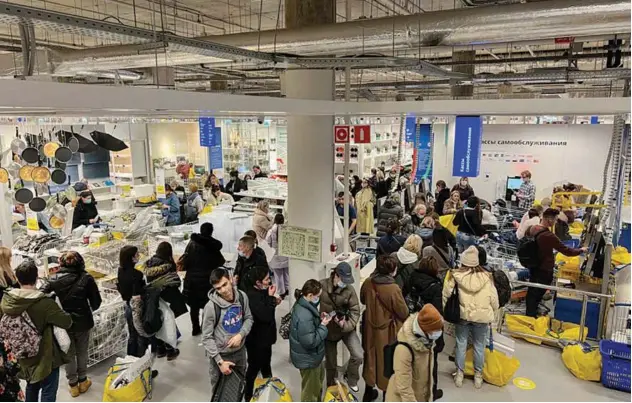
[337,281,347,289]
[83,198,92,204]
[428,330,443,340]
[237,250,246,258]
[311,296,320,305]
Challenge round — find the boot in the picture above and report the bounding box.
[78,378,92,394]
[192,326,202,336]
[362,386,378,402]
[433,389,444,401]
[69,384,80,398]
[167,348,180,361]
[454,370,464,388]
[474,372,483,389]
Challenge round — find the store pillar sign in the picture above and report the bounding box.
[452,116,483,177]
[155,168,166,198]
[209,127,223,170]
[353,125,371,144]
[405,116,416,143]
[199,117,216,147]
[334,125,350,143]
[413,124,433,184]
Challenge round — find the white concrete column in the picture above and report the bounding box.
[282,69,335,292]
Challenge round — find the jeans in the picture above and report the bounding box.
[25,367,60,402]
[324,332,363,386]
[456,231,479,253]
[208,348,247,400]
[125,303,150,357]
[300,364,325,402]
[271,267,289,296]
[65,331,90,385]
[244,343,273,401]
[526,269,553,317]
[455,321,488,373]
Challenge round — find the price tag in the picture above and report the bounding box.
[121,184,131,197]
[26,211,39,232]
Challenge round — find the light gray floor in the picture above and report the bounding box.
[55,300,629,402]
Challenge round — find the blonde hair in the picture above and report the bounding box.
[189,184,199,193]
[0,247,17,288]
[257,200,270,212]
[414,204,427,216]
[450,190,461,199]
[403,234,423,256]
[376,170,385,181]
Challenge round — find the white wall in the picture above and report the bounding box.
[433,123,613,202]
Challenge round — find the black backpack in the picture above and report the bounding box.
[383,341,414,378]
[491,269,511,307]
[141,286,163,335]
[517,229,547,269]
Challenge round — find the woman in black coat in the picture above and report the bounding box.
[145,242,186,360]
[117,245,149,357]
[434,180,451,216]
[181,223,225,335]
[404,256,445,400]
[72,191,100,229]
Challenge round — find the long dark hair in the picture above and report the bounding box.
[119,245,138,269]
[155,242,175,265]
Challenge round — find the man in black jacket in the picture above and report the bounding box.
[434,180,451,216]
[376,193,403,237]
[234,236,269,291]
[41,251,101,397]
[182,223,226,336]
[243,266,280,401]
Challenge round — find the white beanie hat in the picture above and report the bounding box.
[460,245,480,267]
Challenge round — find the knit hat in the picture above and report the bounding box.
[417,304,443,333]
[460,245,480,267]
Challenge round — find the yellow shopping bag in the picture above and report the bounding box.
[611,246,631,266]
[549,319,589,342]
[200,204,214,216]
[323,382,358,402]
[439,214,458,236]
[555,254,581,272]
[250,377,293,402]
[505,314,550,345]
[102,365,152,402]
[561,344,601,381]
[463,348,521,387]
[569,222,584,236]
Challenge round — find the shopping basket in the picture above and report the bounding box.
[599,340,631,392]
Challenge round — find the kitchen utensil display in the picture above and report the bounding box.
[90,130,128,151]
[54,132,72,163]
[0,148,10,184]
[50,158,67,184]
[54,160,66,170]
[14,180,33,204]
[56,130,97,153]
[10,128,26,154]
[31,162,51,184]
[29,189,46,212]
[19,164,34,181]
[49,194,67,229]
[6,161,20,179]
[21,134,40,164]
[43,131,60,158]
[68,126,80,153]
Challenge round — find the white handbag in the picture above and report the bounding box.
[53,326,71,353]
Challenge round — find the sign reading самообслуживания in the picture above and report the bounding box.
[452,116,483,177]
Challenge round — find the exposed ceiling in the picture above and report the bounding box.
[0,0,629,101]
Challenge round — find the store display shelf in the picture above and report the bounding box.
[112,172,133,178]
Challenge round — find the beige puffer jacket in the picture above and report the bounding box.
[442,269,499,324]
[252,208,273,241]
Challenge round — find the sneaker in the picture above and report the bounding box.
[474,372,483,389]
[433,389,444,401]
[157,349,167,358]
[362,387,378,402]
[78,378,92,394]
[344,375,359,393]
[151,370,159,379]
[454,370,464,388]
[69,384,80,398]
[167,348,180,361]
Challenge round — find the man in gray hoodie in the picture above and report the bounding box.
[202,268,253,398]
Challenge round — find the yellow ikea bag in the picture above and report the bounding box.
[323,382,358,402]
[611,246,631,266]
[561,344,601,381]
[439,214,458,236]
[549,320,589,342]
[463,348,521,387]
[200,204,214,216]
[569,222,584,236]
[102,364,152,402]
[250,377,293,402]
[555,254,581,271]
[505,314,549,345]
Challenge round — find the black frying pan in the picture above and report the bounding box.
[14,180,33,204]
[50,163,67,185]
[29,189,46,212]
[68,126,80,153]
[21,134,39,164]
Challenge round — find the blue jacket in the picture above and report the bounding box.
[161,192,181,225]
[289,297,328,370]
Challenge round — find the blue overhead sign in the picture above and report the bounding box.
[199,117,216,147]
[414,124,433,184]
[452,116,483,177]
[405,116,416,143]
[209,127,223,170]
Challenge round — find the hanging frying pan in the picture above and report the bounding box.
[0,148,10,184]
[10,128,26,154]
[38,131,46,160]
[29,189,46,212]
[19,164,34,181]
[14,180,33,204]
[68,126,80,153]
[49,194,67,229]
[21,134,40,164]
[31,161,51,184]
[50,157,66,185]
[54,131,72,163]
[54,160,66,170]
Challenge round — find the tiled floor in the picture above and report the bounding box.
[53,300,629,402]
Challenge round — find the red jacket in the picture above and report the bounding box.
[529,225,582,275]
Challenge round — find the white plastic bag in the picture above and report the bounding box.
[155,299,177,348]
[53,326,71,353]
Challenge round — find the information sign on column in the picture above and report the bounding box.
[155,168,166,198]
[412,124,433,184]
[405,116,416,143]
[209,127,223,170]
[452,116,483,177]
[199,117,215,147]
